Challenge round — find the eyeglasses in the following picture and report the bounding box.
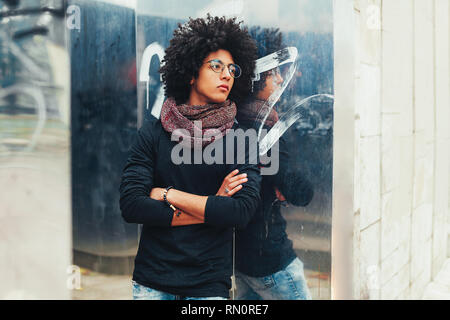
[205,59,242,78]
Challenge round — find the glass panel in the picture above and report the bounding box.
[135,0,334,300]
[68,0,137,298]
[1,0,334,300]
[0,0,71,299]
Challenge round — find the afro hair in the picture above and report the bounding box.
[159,15,258,106]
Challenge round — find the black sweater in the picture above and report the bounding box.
[119,118,261,297]
[235,120,314,277]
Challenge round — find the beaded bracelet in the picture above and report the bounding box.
[163,186,178,213]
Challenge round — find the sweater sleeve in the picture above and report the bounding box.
[274,135,314,207]
[119,120,174,226]
[204,133,262,229]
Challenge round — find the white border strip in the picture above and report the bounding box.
[331,0,355,300]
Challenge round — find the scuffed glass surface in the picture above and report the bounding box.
[136,0,333,300]
[0,0,71,299]
[68,0,138,275]
[68,0,333,300]
[1,0,333,300]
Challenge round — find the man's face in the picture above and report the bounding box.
[188,49,235,106]
[256,67,284,101]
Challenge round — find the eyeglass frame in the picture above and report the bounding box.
[203,59,242,79]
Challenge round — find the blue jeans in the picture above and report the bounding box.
[235,257,312,300]
[132,281,227,300]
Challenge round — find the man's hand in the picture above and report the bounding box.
[216,169,248,197]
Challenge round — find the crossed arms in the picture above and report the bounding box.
[119,121,261,229]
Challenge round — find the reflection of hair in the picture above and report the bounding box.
[248,27,284,95]
[160,15,257,105]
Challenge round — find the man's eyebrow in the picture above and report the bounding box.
[210,58,235,65]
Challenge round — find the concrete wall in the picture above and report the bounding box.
[352,0,450,299]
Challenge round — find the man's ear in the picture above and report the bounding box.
[190,78,194,85]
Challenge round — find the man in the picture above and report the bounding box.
[119,15,260,300]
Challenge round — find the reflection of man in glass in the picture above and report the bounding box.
[235,28,314,300]
[119,15,261,300]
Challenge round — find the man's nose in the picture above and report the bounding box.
[221,67,232,80]
[276,73,284,84]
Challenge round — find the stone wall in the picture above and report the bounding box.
[352,0,450,299]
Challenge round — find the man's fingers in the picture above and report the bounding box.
[228,177,248,190]
[228,173,247,184]
[225,169,239,180]
[227,184,242,196]
[221,171,247,197]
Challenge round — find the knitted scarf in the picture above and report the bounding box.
[237,99,279,128]
[160,97,237,148]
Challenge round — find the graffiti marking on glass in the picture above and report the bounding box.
[139,42,165,118]
[366,4,381,30]
[0,24,69,153]
[0,85,46,152]
[250,47,334,155]
[0,30,50,82]
[66,265,82,290]
[259,94,334,155]
[66,5,80,31]
[252,47,298,139]
[259,134,279,176]
[252,47,298,82]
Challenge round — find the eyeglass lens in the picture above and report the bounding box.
[209,60,241,78]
